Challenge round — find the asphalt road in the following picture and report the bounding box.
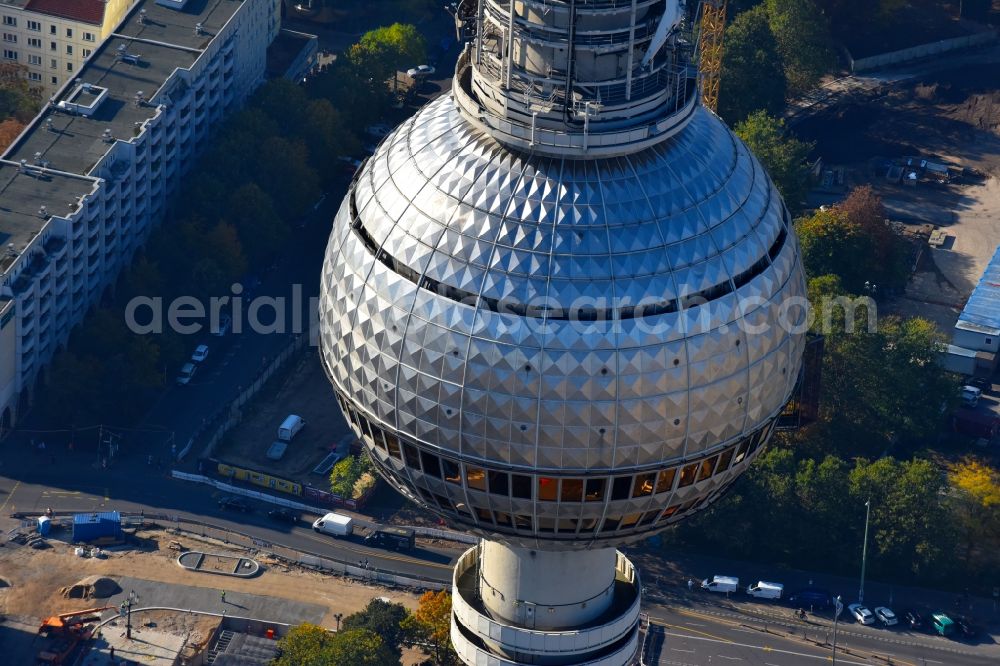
[645,603,999,666]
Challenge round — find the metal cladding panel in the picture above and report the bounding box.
[320,94,807,547]
[72,511,122,542]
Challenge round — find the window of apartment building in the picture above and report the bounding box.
[28,72,40,82]
[83,32,95,42]
[50,58,56,68]
[49,25,56,35]
[50,75,57,85]
[65,62,72,72]
[3,49,17,61]
[28,38,41,48]
[2,33,16,43]
[65,28,72,38]
[82,48,91,58]
[65,45,72,55]
[49,41,56,51]
[28,54,40,65]
[27,20,40,32]
[3,16,16,27]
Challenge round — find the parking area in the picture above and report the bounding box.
[214,354,354,486]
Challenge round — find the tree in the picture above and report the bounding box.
[836,186,909,290]
[764,0,834,94]
[794,208,871,291]
[718,6,787,125]
[848,457,952,579]
[0,118,23,149]
[403,590,456,664]
[949,460,1000,566]
[822,316,954,455]
[349,23,427,90]
[735,111,813,208]
[342,598,410,661]
[0,62,41,122]
[275,623,395,666]
[328,455,375,499]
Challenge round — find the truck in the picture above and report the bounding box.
[746,581,783,600]
[950,408,1000,439]
[364,526,415,551]
[312,512,353,537]
[701,575,739,594]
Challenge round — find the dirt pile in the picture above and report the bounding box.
[956,93,1000,132]
[60,575,120,600]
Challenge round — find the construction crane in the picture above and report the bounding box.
[698,0,727,113]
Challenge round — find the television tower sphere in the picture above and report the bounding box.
[320,1,806,663]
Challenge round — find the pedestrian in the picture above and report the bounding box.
[221,590,226,604]
[687,578,693,591]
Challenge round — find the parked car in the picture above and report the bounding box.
[267,508,299,524]
[953,615,979,640]
[902,608,925,631]
[176,362,197,385]
[406,64,435,79]
[218,496,252,512]
[874,606,898,627]
[848,603,876,625]
[959,385,982,407]
[930,612,955,637]
[968,376,991,393]
[700,575,739,594]
[192,344,209,363]
[211,314,232,337]
[788,588,833,609]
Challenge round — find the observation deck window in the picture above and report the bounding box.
[420,450,442,478]
[538,476,558,501]
[403,442,420,469]
[511,474,532,499]
[489,470,510,496]
[585,478,605,501]
[560,478,583,502]
[475,507,493,523]
[717,447,736,474]
[697,456,719,483]
[678,463,698,488]
[632,473,655,498]
[494,511,513,527]
[443,458,462,485]
[655,468,676,494]
[611,475,631,501]
[466,466,487,491]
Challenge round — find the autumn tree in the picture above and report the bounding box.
[0,62,42,122]
[949,460,1000,566]
[403,590,456,664]
[718,6,787,125]
[735,111,813,209]
[0,117,23,149]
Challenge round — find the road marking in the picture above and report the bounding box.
[658,630,875,666]
[716,656,742,661]
[924,661,943,664]
[0,480,19,513]
[684,621,707,627]
[658,621,733,644]
[671,648,695,653]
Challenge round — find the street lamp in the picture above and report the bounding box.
[333,613,343,631]
[124,589,139,639]
[859,499,871,603]
[832,595,843,664]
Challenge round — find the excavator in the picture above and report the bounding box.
[37,606,114,665]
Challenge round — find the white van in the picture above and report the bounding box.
[312,512,353,537]
[701,575,739,594]
[746,581,783,600]
[278,414,306,441]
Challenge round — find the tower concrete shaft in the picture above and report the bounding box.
[452,543,642,665]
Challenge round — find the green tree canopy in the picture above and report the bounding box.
[735,110,812,209]
[341,598,410,661]
[275,624,396,666]
[718,6,787,125]
[764,0,834,94]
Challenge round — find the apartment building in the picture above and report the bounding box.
[0,0,281,431]
[0,0,143,95]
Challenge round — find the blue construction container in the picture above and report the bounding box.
[36,515,51,536]
[72,511,122,542]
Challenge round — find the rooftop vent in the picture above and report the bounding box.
[44,117,54,132]
[137,8,147,25]
[195,22,204,36]
[38,206,48,219]
[134,90,146,107]
[102,128,114,143]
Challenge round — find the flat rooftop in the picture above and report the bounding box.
[0,162,95,267]
[116,0,241,51]
[8,36,198,174]
[0,0,247,256]
[957,245,1000,334]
